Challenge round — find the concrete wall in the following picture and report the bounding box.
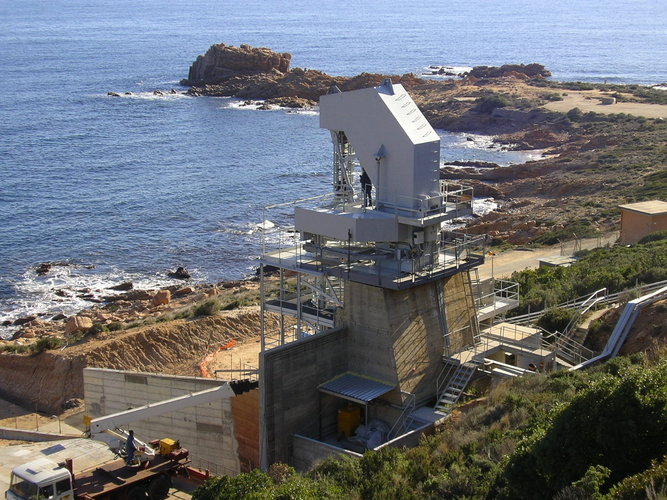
[344,278,462,405]
[260,327,349,468]
[443,271,477,353]
[83,368,240,476]
[620,210,667,244]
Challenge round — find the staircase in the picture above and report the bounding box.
[434,360,480,415]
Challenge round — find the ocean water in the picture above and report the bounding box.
[1,0,667,329]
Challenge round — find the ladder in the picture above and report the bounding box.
[434,360,480,415]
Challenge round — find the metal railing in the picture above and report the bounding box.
[214,363,259,381]
[503,279,667,326]
[387,392,416,441]
[540,328,594,366]
[261,231,486,291]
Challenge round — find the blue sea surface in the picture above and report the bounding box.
[1,0,666,327]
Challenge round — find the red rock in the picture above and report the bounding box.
[152,290,171,306]
[65,316,93,334]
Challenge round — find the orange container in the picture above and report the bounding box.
[337,406,361,439]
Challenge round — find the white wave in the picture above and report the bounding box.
[0,264,206,339]
[473,197,498,216]
[104,90,189,100]
[255,219,275,231]
[216,98,318,115]
[421,65,472,78]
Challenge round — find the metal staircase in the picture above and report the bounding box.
[434,359,480,415]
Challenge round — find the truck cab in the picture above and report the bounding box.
[6,458,73,500]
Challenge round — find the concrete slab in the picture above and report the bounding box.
[0,438,116,493]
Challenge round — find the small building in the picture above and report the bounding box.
[619,200,667,244]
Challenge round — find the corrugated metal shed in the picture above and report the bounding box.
[318,372,395,404]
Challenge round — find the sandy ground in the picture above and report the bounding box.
[207,336,262,379]
[544,90,667,118]
[476,232,619,280]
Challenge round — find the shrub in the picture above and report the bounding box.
[30,336,65,354]
[474,95,509,114]
[537,307,576,333]
[193,299,220,317]
[638,230,667,244]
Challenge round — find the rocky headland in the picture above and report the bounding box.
[180,43,667,245]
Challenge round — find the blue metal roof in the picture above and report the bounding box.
[318,372,395,404]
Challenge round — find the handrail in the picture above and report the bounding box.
[504,279,667,326]
[570,285,667,370]
[387,392,416,441]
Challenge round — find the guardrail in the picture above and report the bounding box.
[503,279,667,326]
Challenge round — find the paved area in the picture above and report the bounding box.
[0,438,117,493]
[0,438,197,499]
[477,232,619,280]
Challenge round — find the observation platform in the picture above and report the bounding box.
[260,233,485,291]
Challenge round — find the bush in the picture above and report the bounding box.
[638,230,667,244]
[193,299,220,317]
[29,336,65,354]
[474,95,509,114]
[537,307,576,333]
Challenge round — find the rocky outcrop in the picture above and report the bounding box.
[467,63,551,80]
[183,43,291,86]
[182,43,425,106]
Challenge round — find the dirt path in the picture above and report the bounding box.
[544,90,667,118]
[476,232,619,280]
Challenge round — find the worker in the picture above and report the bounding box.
[360,169,372,207]
[125,430,136,466]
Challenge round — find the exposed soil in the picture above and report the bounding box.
[0,306,278,414]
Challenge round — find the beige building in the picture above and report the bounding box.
[619,200,667,244]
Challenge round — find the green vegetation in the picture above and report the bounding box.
[536,306,575,333]
[192,354,667,499]
[532,218,600,246]
[532,80,667,105]
[509,236,667,314]
[473,94,510,114]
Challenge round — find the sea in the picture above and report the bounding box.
[1,0,667,332]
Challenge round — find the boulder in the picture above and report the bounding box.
[65,316,93,334]
[183,43,292,86]
[109,282,133,291]
[152,290,171,306]
[13,315,37,326]
[168,267,191,280]
[173,287,194,297]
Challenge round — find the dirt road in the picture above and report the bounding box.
[476,232,619,280]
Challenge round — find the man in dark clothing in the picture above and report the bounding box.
[360,169,372,207]
[125,429,136,466]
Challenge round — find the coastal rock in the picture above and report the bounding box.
[123,290,154,301]
[52,313,67,321]
[152,290,171,306]
[183,43,291,86]
[169,267,191,280]
[183,44,425,103]
[173,286,194,297]
[109,282,133,291]
[467,63,551,80]
[13,315,37,326]
[65,316,93,334]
